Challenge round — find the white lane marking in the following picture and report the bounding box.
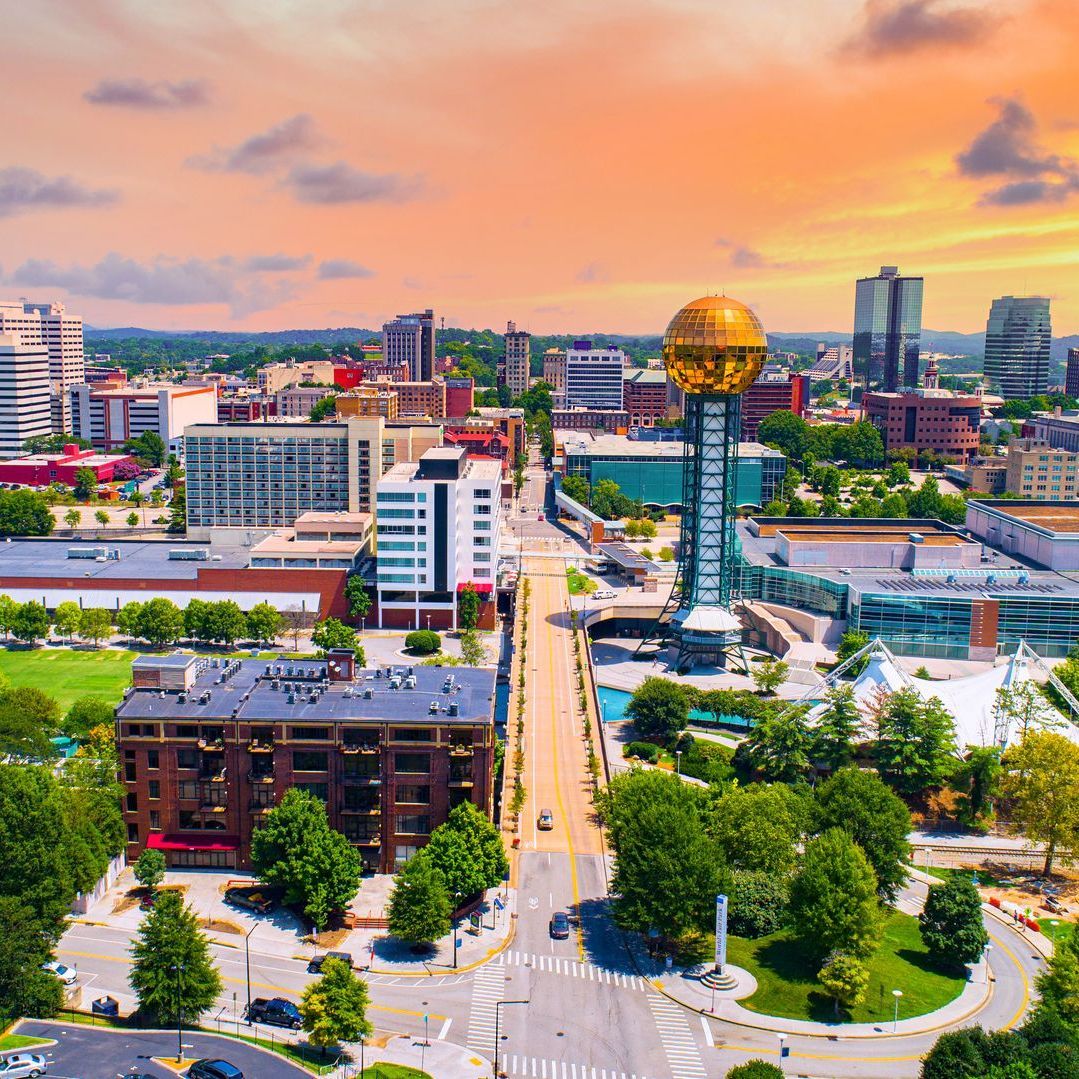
[700,1014,714,1047]
[438,1017,452,1040]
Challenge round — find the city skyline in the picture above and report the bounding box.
[2,0,1078,335]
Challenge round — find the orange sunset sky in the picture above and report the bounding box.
[3,0,1078,336]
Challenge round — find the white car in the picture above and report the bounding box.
[0,1053,48,1076]
[42,960,76,984]
[592,589,616,600]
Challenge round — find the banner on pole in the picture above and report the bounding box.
[715,894,728,971]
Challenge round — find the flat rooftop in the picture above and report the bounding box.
[117,657,496,726]
[0,538,252,581]
[778,528,970,546]
[556,432,781,460]
[975,502,1079,535]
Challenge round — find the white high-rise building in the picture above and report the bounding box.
[375,446,502,630]
[504,320,530,397]
[0,301,84,434]
[565,341,625,409]
[0,304,51,457]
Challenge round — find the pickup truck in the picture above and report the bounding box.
[246,997,302,1029]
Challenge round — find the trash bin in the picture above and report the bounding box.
[91,996,119,1017]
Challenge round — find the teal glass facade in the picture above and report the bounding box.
[736,562,848,618]
[849,594,973,659]
[996,597,1079,658]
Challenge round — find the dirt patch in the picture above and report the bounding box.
[112,884,187,916]
[197,916,246,936]
[308,928,352,948]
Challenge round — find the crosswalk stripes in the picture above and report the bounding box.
[645,993,708,1079]
[501,1058,654,1079]
[466,962,506,1055]
[500,950,646,990]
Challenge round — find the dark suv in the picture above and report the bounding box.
[307,950,353,974]
[186,1060,244,1079]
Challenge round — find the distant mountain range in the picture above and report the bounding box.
[85,325,1079,362]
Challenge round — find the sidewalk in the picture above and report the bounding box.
[327,1034,490,1078]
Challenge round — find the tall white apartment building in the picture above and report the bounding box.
[565,341,625,409]
[0,301,84,434]
[375,446,502,630]
[0,316,51,457]
[504,320,530,397]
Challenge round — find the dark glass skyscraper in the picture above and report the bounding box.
[853,266,924,392]
[984,296,1051,399]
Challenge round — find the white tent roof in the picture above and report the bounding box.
[806,640,1079,750]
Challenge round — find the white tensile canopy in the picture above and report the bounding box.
[803,639,1079,750]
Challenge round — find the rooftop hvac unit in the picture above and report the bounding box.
[168,548,210,561]
[363,688,373,699]
[67,546,109,560]
[448,702,459,717]
[429,700,440,714]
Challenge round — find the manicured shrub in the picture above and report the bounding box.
[405,629,441,655]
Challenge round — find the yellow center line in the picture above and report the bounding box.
[58,949,444,1020]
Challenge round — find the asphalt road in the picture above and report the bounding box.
[15,1019,308,1078]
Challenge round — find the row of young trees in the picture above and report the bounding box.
[112,597,285,649]
[764,474,967,525]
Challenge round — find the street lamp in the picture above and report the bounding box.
[244,923,258,1015]
[892,988,903,1032]
[493,999,529,1078]
[776,1032,787,1067]
[170,962,186,1062]
[675,750,682,775]
[1050,919,1060,946]
[983,943,992,984]
[453,891,463,969]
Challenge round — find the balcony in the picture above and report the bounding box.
[340,740,381,755]
[448,773,474,788]
[247,739,274,753]
[354,834,381,846]
[248,802,274,814]
[199,766,227,782]
[200,801,227,813]
[247,771,275,784]
[198,737,225,751]
[342,803,380,815]
[449,744,474,757]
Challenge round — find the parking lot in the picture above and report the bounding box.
[11,1020,307,1079]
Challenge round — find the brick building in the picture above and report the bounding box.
[740,373,810,440]
[623,369,670,427]
[117,651,497,874]
[443,377,475,419]
[862,388,982,463]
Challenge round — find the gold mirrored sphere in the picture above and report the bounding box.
[663,295,768,395]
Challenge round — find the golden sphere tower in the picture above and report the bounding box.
[663,296,768,668]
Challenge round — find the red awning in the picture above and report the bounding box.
[147,834,239,852]
[458,582,493,594]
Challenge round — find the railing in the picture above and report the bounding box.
[340,741,381,754]
[247,770,275,783]
[247,739,274,753]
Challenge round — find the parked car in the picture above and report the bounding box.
[549,912,571,940]
[593,589,616,600]
[41,960,76,984]
[307,950,353,974]
[537,512,545,521]
[185,1060,243,1079]
[223,886,278,914]
[537,808,554,831]
[0,1054,49,1077]
[246,996,301,1029]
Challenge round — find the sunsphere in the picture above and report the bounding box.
[662,295,768,396]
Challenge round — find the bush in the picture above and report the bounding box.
[405,629,441,655]
[726,1063,784,1078]
[729,870,789,938]
[624,741,659,763]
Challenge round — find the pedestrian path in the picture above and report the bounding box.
[645,993,708,1079]
[499,950,646,990]
[500,1057,659,1079]
[466,962,506,1056]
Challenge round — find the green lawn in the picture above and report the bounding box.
[726,910,967,1023]
[1039,918,1074,947]
[0,1033,51,1050]
[0,647,137,710]
[566,568,597,595]
[360,1068,432,1078]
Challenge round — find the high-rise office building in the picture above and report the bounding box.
[853,266,924,392]
[0,318,51,458]
[23,302,84,433]
[1065,348,1079,399]
[564,341,625,409]
[382,309,435,382]
[983,296,1051,399]
[0,301,82,439]
[504,320,530,397]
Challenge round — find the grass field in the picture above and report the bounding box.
[0,648,137,710]
[0,1033,51,1051]
[726,910,967,1023]
[360,1067,431,1078]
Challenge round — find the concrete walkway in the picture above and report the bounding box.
[327,1033,490,1078]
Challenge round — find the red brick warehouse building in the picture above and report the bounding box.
[862,388,982,463]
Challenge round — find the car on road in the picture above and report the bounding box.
[537,808,554,830]
[549,912,570,940]
[593,589,616,600]
[41,960,76,984]
[246,996,302,1029]
[537,512,545,521]
[0,1054,49,1077]
[185,1060,244,1079]
[307,950,353,974]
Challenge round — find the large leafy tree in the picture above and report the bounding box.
[907,475,944,518]
[250,788,361,929]
[711,784,805,876]
[311,617,364,663]
[815,767,911,902]
[129,890,222,1023]
[1002,731,1079,876]
[457,582,481,631]
[0,897,64,1021]
[818,951,870,1016]
[124,430,166,466]
[245,602,282,644]
[202,600,248,646]
[423,802,507,900]
[386,852,452,945]
[601,769,723,940]
[0,685,60,761]
[811,684,862,772]
[0,489,54,536]
[53,600,83,644]
[12,601,49,643]
[743,707,813,783]
[789,828,881,961]
[625,677,689,740]
[299,957,372,1052]
[874,689,956,795]
[116,601,144,641]
[757,410,811,461]
[136,597,184,648]
[79,607,113,646]
[62,695,115,739]
[919,875,989,969]
[344,576,372,624]
[834,420,884,467]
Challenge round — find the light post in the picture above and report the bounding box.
[170,962,186,1062]
[453,891,463,969]
[493,999,529,1078]
[983,943,992,984]
[776,1032,787,1067]
[1051,919,1060,947]
[244,922,257,1016]
[426,613,432,631]
[892,988,903,1032]
[675,750,682,775]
